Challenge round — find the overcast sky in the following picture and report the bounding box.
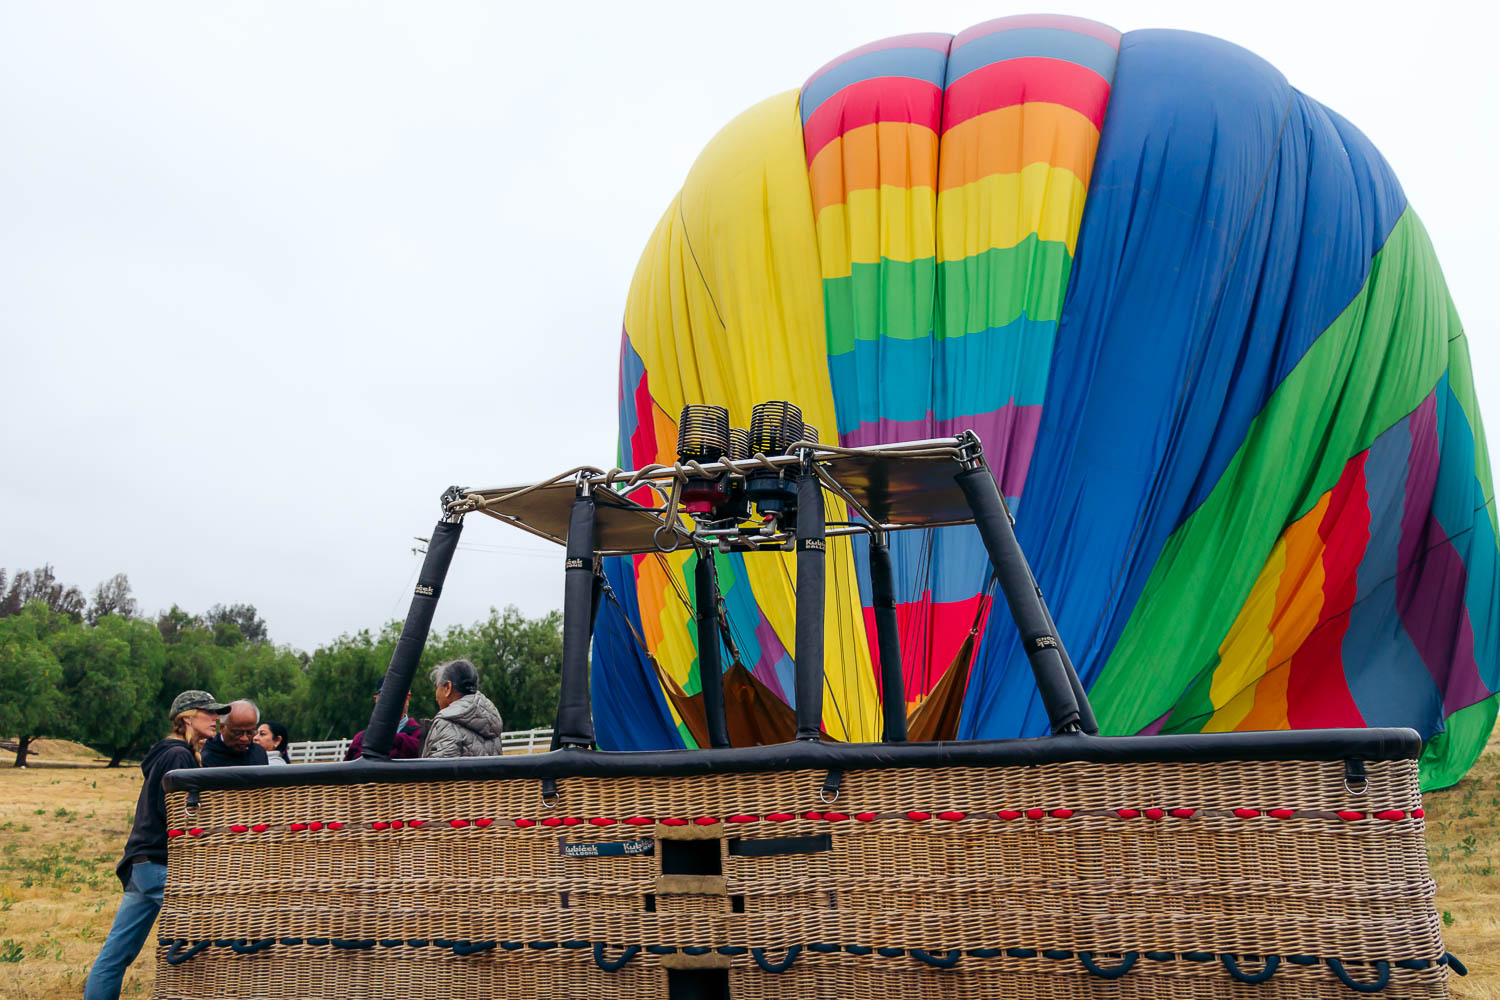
[3,1,1496,652]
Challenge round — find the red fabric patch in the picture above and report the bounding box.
[938,811,967,822]
[1375,810,1406,821]
[229,825,249,833]
[1337,811,1366,821]
[541,817,563,828]
[450,819,470,828]
[855,812,878,822]
[1269,809,1295,820]
[514,819,536,828]
[1115,809,1139,819]
[475,818,494,828]
[251,824,269,833]
[624,817,654,825]
[660,817,689,826]
[694,816,719,826]
[1169,808,1195,819]
[326,822,344,831]
[371,822,389,830]
[906,811,931,822]
[996,810,1023,821]
[1144,808,1164,820]
[588,818,616,827]
[289,823,308,832]
[1049,809,1074,819]
[1232,809,1259,819]
[726,815,758,824]
[1025,809,1045,820]
[166,829,183,838]
[308,822,323,832]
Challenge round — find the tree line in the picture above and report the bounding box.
[0,565,563,767]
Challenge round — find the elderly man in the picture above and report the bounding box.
[199,700,269,767]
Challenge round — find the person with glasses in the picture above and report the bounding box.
[200,699,270,767]
[84,690,228,1000]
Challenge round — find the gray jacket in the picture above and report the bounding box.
[422,692,505,758]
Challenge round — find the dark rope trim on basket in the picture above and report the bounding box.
[154,936,1453,988]
[1223,954,1281,984]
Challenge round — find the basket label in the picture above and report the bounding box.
[559,838,655,858]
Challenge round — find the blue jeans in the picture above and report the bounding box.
[84,861,166,1000]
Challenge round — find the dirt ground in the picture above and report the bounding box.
[1,735,1495,999]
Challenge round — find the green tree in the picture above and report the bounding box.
[217,642,309,738]
[0,604,67,767]
[52,615,166,766]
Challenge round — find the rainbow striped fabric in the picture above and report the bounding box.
[595,17,1497,789]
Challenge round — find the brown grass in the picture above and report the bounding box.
[0,736,1494,999]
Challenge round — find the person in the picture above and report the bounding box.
[199,700,269,767]
[84,690,227,1000]
[254,721,291,765]
[422,659,504,758]
[344,678,423,760]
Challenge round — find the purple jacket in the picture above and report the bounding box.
[344,717,423,760]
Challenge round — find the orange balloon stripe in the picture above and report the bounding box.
[808,121,938,216]
[937,102,1099,193]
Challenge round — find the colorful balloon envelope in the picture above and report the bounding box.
[595,14,1496,791]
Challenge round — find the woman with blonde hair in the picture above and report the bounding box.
[84,690,229,1000]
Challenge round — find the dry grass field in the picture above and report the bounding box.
[1,733,1495,999]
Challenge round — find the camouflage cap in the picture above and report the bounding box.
[169,690,231,717]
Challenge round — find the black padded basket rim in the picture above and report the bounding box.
[164,728,1421,793]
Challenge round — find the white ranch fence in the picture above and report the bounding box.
[287,727,553,762]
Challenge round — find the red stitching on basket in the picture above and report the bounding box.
[824,812,850,822]
[450,819,470,828]
[474,818,494,828]
[1024,808,1045,820]
[624,816,654,825]
[855,812,878,822]
[229,825,249,833]
[308,822,324,832]
[389,820,404,830]
[187,828,205,837]
[371,822,389,830]
[1337,810,1366,821]
[1232,808,1259,819]
[1048,809,1073,819]
[289,823,308,832]
[1374,810,1406,821]
[938,811,967,822]
[588,817,616,827]
[996,810,1022,821]
[726,815,758,824]
[514,818,536,828]
[764,813,793,823]
[660,817,688,826]
[1115,808,1139,819]
[906,811,931,822]
[251,824,269,832]
[1412,808,1425,819]
[694,816,719,826]
[408,820,426,828]
[167,829,184,838]
[1144,808,1165,820]
[1269,809,1295,820]
[1170,808,1195,819]
[561,818,581,827]
[326,822,343,831]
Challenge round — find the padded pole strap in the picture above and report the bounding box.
[869,533,907,743]
[954,467,1083,734]
[362,519,463,760]
[555,488,598,748]
[794,468,826,741]
[695,552,732,748]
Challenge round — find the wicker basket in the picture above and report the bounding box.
[154,751,1448,999]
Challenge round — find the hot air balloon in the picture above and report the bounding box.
[595,14,1497,791]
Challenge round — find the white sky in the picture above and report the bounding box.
[3,1,1496,651]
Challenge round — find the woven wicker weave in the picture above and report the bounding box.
[154,756,1447,998]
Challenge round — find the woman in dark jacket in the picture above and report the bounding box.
[84,690,227,1000]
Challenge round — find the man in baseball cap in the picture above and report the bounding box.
[85,691,228,1000]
